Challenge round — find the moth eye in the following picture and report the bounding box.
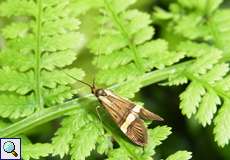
[97,89,106,96]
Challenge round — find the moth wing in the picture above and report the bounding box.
[105,90,134,110]
[126,118,147,146]
[106,90,163,122]
[140,107,164,121]
[98,94,134,126]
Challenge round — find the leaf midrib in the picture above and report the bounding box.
[35,0,43,110]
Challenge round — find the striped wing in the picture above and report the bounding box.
[140,107,164,121]
[98,89,134,126]
[97,89,162,146]
[126,118,147,146]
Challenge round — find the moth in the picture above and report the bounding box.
[74,79,163,146]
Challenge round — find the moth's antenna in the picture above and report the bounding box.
[63,71,93,89]
[76,79,93,89]
[92,76,96,88]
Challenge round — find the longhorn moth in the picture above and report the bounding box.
[72,77,163,146]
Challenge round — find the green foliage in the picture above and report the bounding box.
[0,0,85,119]
[153,0,230,147]
[7,0,230,159]
[166,151,192,160]
[0,0,85,159]
[22,143,53,160]
[89,0,185,87]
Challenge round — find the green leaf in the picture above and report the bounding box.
[96,134,113,154]
[189,48,222,75]
[22,143,53,160]
[44,86,75,106]
[0,0,36,17]
[215,75,230,91]
[41,50,79,71]
[0,48,34,71]
[107,148,130,160]
[177,0,223,14]
[153,7,173,20]
[174,13,209,40]
[113,79,141,98]
[166,151,192,160]
[41,68,85,88]
[202,63,229,84]
[180,82,206,118]
[52,109,91,158]
[195,90,220,126]
[0,67,34,94]
[177,41,216,58]
[70,122,103,160]
[143,126,172,157]
[2,22,30,39]
[0,94,35,119]
[0,0,85,111]
[214,100,230,147]
[211,9,230,53]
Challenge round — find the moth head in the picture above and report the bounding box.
[93,89,107,97]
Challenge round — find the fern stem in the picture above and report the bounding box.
[0,61,191,137]
[103,0,145,73]
[35,0,43,110]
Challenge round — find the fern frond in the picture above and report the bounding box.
[90,0,182,86]
[22,143,53,160]
[202,63,229,84]
[43,86,75,106]
[0,0,85,118]
[96,134,113,154]
[153,0,230,146]
[105,125,172,160]
[166,151,192,160]
[188,48,222,75]
[159,31,230,146]
[107,148,129,160]
[142,126,172,157]
[0,67,34,94]
[52,109,92,158]
[179,82,206,118]
[195,90,220,126]
[70,122,103,160]
[113,79,141,98]
[41,50,80,71]
[0,93,35,119]
[41,68,85,88]
[19,135,53,160]
[0,48,33,71]
[90,0,185,99]
[0,0,36,17]
[214,100,230,147]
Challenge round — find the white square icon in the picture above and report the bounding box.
[0,138,21,160]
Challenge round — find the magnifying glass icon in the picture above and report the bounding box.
[3,141,18,157]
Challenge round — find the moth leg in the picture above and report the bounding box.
[96,105,103,123]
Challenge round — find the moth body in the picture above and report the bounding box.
[65,73,163,145]
[91,87,163,146]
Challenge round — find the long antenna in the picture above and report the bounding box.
[64,71,93,89]
[76,79,93,89]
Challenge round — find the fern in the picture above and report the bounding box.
[0,0,85,159]
[166,151,192,160]
[153,0,230,147]
[89,0,185,86]
[0,0,85,117]
[0,0,195,159]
